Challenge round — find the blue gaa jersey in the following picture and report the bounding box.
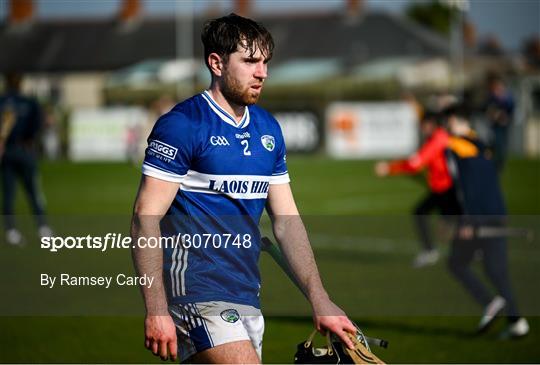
[142,91,289,308]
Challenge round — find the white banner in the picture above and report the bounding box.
[274,111,320,152]
[326,102,419,159]
[69,107,148,161]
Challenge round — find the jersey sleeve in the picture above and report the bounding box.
[142,111,194,183]
[388,159,418,175]
[406,129,448,171]
[269,119,290,185]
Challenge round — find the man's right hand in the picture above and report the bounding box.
[144,315,178,361]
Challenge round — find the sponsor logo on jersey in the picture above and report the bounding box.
[235,132,251,139]
[208,179,270,194]
[148,139,178,159]
[210,136,230,146]
[261,135,275,152]
[220,309,240,323]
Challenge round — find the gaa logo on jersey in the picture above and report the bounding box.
[210,136,230,146]
[148,139,178,159]
[220,309,240,323]
[261,135,275,152]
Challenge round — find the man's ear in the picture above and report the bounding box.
[208,53,223,77]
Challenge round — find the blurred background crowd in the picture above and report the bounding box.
[0,0,539,164]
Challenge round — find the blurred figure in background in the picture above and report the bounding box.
[136,94,176,163]
[42,101,62,160]
[445,105,528,339]
[484,74,515,171]
[375,111,461,268]
[125,119,142,165]
[0,72,52,245]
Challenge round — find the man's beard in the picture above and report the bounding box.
[221,73,261,106]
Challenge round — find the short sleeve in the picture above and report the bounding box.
[142,112,194,183]
[269,121,290,185]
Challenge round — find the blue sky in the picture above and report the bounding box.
[0,0,538,51]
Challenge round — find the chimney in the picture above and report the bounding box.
[119,0,142,22]
[234,0,251,17]
[9,0,34,25]
[462,19,476,49]
[346,0,364,17]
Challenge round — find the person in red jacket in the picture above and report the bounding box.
[375,112,462,267]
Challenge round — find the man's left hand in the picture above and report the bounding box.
[312,299,356,349]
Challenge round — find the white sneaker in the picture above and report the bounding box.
[38,225,53,238]
[499,318,529,339]
[413,249,440,268]
[6,229,23,246]
[477,295,506,333]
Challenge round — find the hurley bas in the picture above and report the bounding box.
[40,273,154,289]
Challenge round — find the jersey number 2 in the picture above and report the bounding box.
[241,140,251,156]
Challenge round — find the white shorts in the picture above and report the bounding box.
[169,301,264,362]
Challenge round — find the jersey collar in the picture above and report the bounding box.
[201,90,250,129]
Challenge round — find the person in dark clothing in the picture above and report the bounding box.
[485,75,514,171]
[0,72,51,245]
[446,105,528,339]
[376,112,461,267]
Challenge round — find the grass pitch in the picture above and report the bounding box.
[0,156,539,363]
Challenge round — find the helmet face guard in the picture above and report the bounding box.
[294,328,388,364]
[294,331,353,364]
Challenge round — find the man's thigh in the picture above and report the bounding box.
[169,301,263,363]
[188,339,260,364]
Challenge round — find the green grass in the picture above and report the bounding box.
[17,156,540,215]
[1,157,539,363]
[0,316,538,363]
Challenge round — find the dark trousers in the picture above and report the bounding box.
[448,235,520,319]
[1,148,47,230]
[413,187,461,251]
[492,125,509,172]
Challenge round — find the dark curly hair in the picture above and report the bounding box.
[201,13,274,69]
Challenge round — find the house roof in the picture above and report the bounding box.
[0,11,450,73]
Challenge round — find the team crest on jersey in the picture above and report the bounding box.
[261,135,275,152]
[220,309,240,323]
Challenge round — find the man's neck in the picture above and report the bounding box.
[206,87,245,124]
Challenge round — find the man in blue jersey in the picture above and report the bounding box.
[131,14,355,363]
